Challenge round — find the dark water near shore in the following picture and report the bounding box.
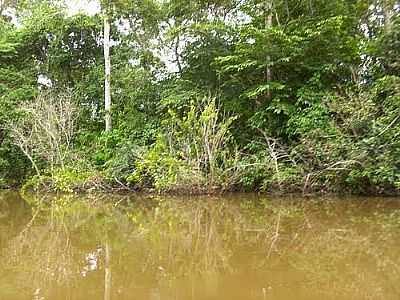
[0,191,400,300]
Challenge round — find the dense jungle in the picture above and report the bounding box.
[0,0,399,195]
[1,2,400,300]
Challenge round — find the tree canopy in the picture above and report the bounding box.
[0,0,399,194]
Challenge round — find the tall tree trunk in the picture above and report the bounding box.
[104,15,112,132]
[174,35,183,75]
[382,0,395,33]
[265,0,273,102]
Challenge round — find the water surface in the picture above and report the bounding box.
[0,191,399,300]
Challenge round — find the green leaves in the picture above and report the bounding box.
[244,82,285,99]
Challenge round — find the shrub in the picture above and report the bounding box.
[127,98,242,193]
[22,167,109,193]
[7,90,78,174]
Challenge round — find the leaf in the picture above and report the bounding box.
[244,82,286,99]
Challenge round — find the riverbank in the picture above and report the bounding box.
[3,91,400,197]
[7,167,399,197]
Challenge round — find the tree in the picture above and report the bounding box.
[8,91,77,174]
[1,0,400,193]
[104,13,112,132]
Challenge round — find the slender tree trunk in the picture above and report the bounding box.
[104,15,112,132]
[174,35,183,75]
[265,0,273,102]
[383,0,393,33]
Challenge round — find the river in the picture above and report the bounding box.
[0,191,399,300]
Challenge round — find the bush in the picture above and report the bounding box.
[22,167,109,193]
[7,90,78,174]
[127,98,242,193]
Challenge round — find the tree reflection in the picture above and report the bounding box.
[0,193,399,300]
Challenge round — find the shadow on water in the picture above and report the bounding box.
[0,191,400,300]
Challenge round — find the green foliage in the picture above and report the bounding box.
[0,18,38,185]
[1,0,399,195]
[127,99,241,193]
[127,139,187,192]
[22,167,107,193]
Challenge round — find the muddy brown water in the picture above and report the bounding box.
[0,191,399,300]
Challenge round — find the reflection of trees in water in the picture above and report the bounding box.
[0,194,115,299]
[3,207,80,298]
[0,192,31,248]
[0,193,399,299]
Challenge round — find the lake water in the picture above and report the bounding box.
[0,191,399,300]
